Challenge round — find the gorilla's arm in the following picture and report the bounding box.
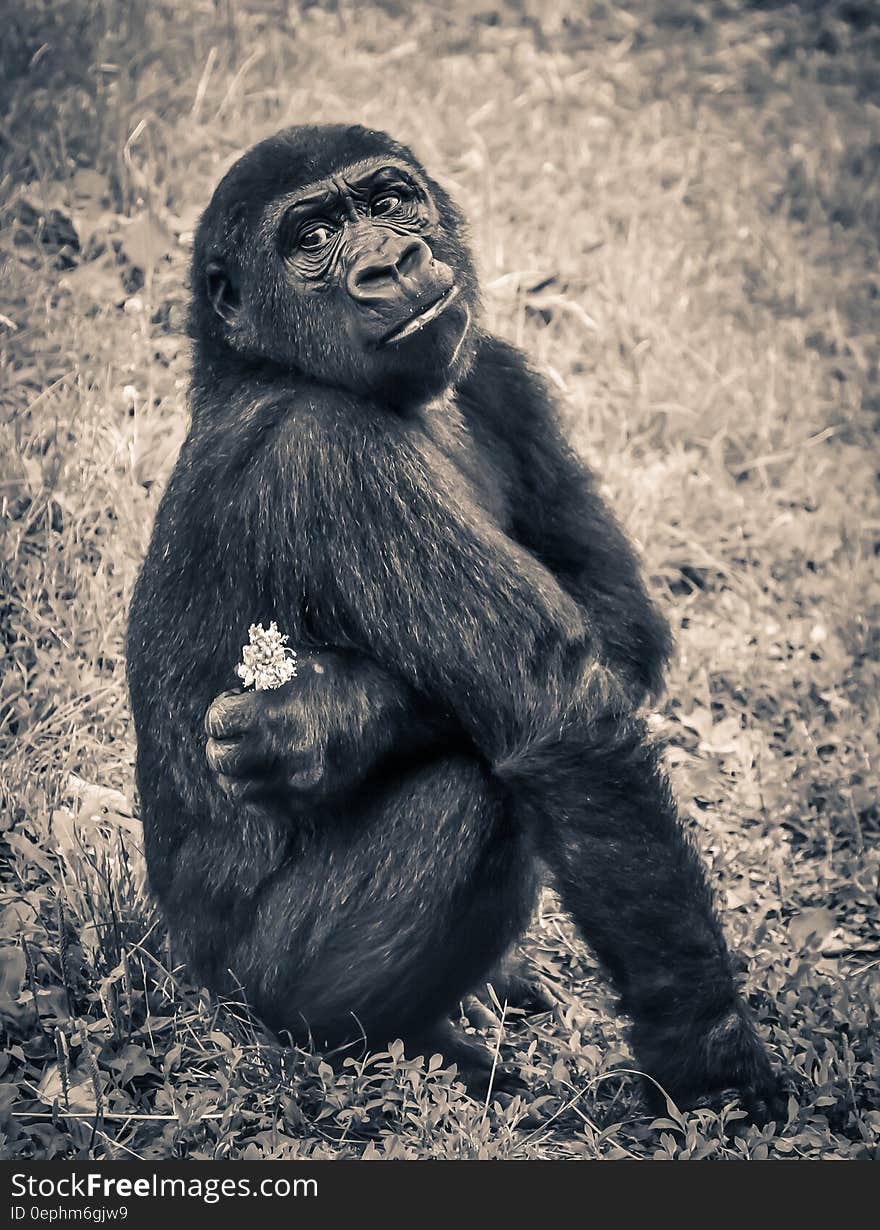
[514,424,673,705]
[205,647,459,803]
[262,392,591,766]
[463,339,673,705]
[203,342,670,798]
[204,348,670,799]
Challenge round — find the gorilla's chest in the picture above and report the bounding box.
[416,396,512,531]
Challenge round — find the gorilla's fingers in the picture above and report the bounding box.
[206,735,261,777]
[287,756,326,792]
[215,773,264,802]
[205,690,255,738]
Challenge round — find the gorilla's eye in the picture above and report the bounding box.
[370,193,401,218]
[298,223,334,251]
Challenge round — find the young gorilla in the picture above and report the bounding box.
[127,124,779,1115]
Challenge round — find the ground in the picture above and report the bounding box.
[0,0,878,1161]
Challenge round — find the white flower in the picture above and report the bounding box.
[236,622,297,691]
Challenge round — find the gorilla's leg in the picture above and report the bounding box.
[499,705,779,1116]
[226,754,536,1084]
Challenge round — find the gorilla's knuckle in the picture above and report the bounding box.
[217,773,247,802]
[206,737,233,774]
[205,692,246,737]
[288,753,326,794]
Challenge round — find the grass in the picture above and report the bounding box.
[1,0,878,1161]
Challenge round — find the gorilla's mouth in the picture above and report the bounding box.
[380,286,459,347]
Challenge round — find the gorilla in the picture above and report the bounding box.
[126,124,779,1114]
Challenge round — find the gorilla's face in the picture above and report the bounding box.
[195,127,479,405]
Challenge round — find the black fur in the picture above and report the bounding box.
[127,124,779,1112]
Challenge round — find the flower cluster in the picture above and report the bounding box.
[236,622,298,691]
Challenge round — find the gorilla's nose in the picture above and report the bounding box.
[347,236,433,304]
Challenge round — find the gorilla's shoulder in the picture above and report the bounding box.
[461,332,558,435]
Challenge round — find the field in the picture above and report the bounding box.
[1,0,878,1160]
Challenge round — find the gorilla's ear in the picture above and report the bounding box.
[205,260,240,324]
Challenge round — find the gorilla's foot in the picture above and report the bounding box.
[632,1000,784,1124]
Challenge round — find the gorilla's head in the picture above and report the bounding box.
[191,125,480,405]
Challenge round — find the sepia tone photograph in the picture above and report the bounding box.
[1,0,878,1180]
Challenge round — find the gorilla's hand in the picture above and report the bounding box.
[205,678,326,804]
[204,648,457,806]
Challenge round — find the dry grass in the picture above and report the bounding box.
[1,0,878,1160]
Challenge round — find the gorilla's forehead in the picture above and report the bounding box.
[265,158,427,220]
[273,124,410,173]
[221,125,420,204]
[201,126,444,246]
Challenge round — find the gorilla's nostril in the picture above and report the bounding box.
[349,240,429,298]
[355,263,390,288]
[397,241,427,277]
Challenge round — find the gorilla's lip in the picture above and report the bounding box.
[379,285,459,347]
